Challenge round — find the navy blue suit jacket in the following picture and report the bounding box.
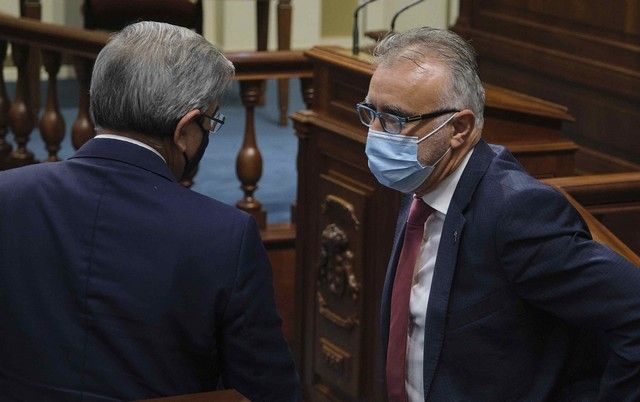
[0,138,300,401]
[381,140,640,401]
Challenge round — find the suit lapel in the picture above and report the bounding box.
[422,140,495,398]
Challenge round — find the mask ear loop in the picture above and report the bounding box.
[416,112,458,144]
[418,146,452,169]
[415,113,457,169]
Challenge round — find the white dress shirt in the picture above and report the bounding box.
[405,149,473,401]
[94,133,166,163]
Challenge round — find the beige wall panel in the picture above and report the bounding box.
[321,0,357,37]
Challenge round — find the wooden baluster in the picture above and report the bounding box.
[277,0,292,126]
[39,50,65,162]
[300,77,314,110]
[289,76,314,224]
[22,0,42,120]
[72,57,95,149]
[0,41,12,169]
[7,43,36,168]
[236,79,266,229]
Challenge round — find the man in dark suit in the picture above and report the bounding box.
[0,21,300,401]
[356,27,640,401]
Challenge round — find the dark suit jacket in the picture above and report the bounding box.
[0,138,300,401]
[380,140,640,401]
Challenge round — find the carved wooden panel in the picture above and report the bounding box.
[313,186,364,398]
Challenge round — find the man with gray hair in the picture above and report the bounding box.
[0,21,300,401]
[357,27,640,401]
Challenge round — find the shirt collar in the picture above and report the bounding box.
[94,133,166,163]
[419,148,474,216]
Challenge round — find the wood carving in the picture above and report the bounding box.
[317,292,360,330]
[321,194,360,228]
[317,223,360,302]
[320,337,351,374]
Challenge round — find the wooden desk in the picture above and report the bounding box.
[136,389,250,402]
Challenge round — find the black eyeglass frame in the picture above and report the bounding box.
[198,110,226,135]
[355,102,460,134]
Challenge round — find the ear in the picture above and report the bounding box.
[172,109,201,153]
[450,110,475,149]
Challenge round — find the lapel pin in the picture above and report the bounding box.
[453,230,458,242]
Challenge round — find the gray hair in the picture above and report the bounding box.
[90,21,235,137]
[374,27,485,130]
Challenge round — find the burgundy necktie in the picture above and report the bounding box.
[387,197,433,402]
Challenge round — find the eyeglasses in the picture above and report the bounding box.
[355,102,459,134]
[199,110,226,135]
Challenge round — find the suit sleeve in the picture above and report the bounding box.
[219,216,301,401]
[495,185,640,402]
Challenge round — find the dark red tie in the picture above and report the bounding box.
[387,197,433,402]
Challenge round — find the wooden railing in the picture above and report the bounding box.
[0,12,108,168]
[0,12,313,229]
[554,187,640,266]
[544,172,640,258]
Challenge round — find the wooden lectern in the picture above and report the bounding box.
[291,46,637,401]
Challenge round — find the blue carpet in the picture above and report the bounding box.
[6,79,303,224]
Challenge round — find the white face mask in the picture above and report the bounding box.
[365,113,456,193]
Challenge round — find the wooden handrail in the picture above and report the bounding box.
[136,389,250,402]
[0,12,109,59]
[0,13,314,226]
[227,50,313,80]
[544,172,640,205]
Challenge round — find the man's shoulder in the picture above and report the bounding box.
[462,142,560,214]
[481,143,545,192]
[178,187,251,224]
[0,161,63,188]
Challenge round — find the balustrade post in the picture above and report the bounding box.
[300,77,314,110]
[39,50,65,162]
[7,43,36,168]
[72,56,95,149]
[22,0,42,119]
[277,0,292,126]
[290,76,314,223]
[0,41,12,169]
[236,79,267,229]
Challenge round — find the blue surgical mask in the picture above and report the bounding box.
[365,113,456,193]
